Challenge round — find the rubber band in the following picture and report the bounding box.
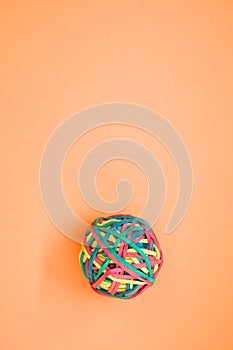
[80,215,163,299]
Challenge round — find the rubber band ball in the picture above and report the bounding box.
[79,215,163,299]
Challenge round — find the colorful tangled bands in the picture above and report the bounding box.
[80,215,163,299]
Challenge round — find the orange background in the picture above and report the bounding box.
[1,1,233,349]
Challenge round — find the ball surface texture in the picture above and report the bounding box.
[80,215,163,299]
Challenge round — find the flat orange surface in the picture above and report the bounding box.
[1,1,233,349]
